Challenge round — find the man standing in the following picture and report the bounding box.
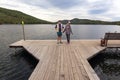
[55,20,64,44]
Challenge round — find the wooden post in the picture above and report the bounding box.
[22,21,25,40]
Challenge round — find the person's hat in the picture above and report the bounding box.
[58,20,61,22]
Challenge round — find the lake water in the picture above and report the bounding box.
[89,48,120,80]
[0,24,120,80]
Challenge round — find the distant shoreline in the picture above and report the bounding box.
[0,24,119,25]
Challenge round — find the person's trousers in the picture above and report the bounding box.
[66,34,70,43]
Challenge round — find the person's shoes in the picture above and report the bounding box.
[60,42,63,44]
[67,42,70,44]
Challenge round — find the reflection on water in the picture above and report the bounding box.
[89,48,120,80]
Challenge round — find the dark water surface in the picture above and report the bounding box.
[89,48,120,80]
[0,24,120,80]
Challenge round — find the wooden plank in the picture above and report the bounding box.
[45,45,59,80]
[76,47,100,80]
[54,45,61,80]
[59,45,65,80]
[9,40,24,47]
[63,46,70,80]
[34,46,56,80]
[72,46,90,80]
[29,46,49,80]
[68,46,83,80]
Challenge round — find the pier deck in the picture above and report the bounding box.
[10,40,120,80]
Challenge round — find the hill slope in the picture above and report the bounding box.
[0,7,51,24]
[61,18,120,25]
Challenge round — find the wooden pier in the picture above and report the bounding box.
[9,40,120,80]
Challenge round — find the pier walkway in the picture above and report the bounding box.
[10,40,120,80]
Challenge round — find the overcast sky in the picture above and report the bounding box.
[0,0,120,22]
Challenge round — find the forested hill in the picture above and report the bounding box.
[0,7,52,24]
[61,18,120,25]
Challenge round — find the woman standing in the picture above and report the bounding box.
[63,21,73,44]
[55,20,64,44]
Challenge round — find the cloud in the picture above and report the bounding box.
[0,0,120,21]
[47,0,81,9]
[18,0,53,9]
[85,0,112,14]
